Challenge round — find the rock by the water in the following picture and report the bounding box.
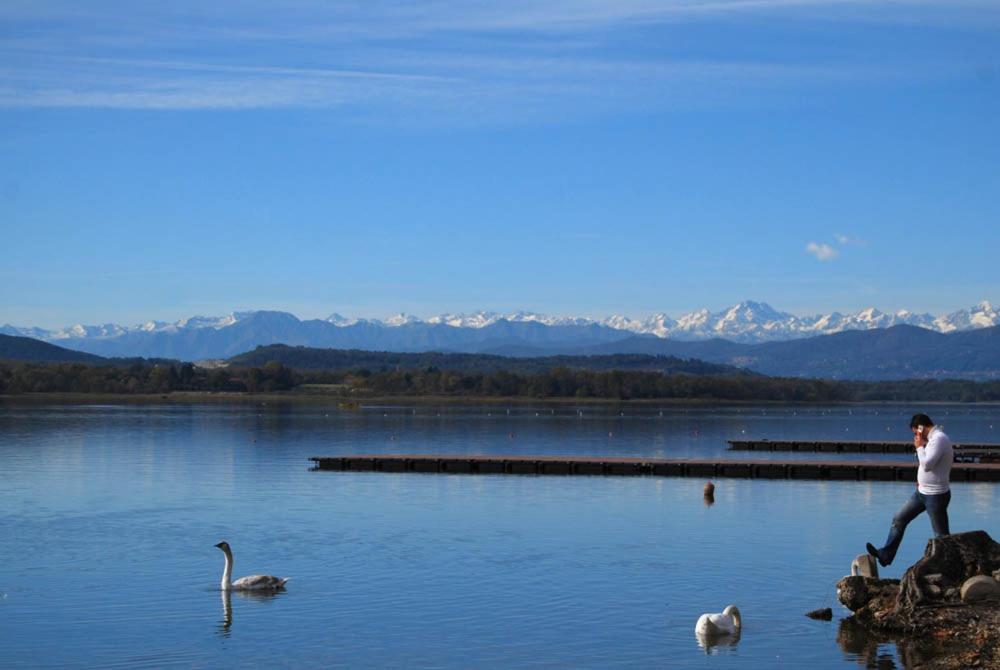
[805,607,832,620]
[896,530,1000,612]
[836,530,1000,670]
[960,575,1000,603]
[850,553,878,578]
[836,575,899,613]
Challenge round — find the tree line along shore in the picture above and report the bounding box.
[1,360,999,403]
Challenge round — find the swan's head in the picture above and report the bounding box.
[214,541,231,552]
[722,605,742,629]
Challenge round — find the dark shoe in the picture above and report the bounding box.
[866,542,886,567]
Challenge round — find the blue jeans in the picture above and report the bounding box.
[876,489,951,566]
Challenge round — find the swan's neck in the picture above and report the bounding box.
[220,549,233,590]
[725,607,742,629]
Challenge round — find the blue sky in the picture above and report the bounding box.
[2,1,998,328]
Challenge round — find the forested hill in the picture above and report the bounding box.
[0,333,107,364]
[579,324,1000,381]
[227,344,753,376]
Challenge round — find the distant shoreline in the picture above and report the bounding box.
[2,391,997,407]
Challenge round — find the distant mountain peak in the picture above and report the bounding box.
[384,313,420,327]
[326,313,358,327]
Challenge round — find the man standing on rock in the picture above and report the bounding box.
[866,413,953,567]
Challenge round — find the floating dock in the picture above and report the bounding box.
[310,454,1000,482]
[728,440,1000,462]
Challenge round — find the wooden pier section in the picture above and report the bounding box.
[310,454,1000,482]
[728,439,1000,462]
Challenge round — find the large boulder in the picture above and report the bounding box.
[836,530,1000,670]
[896,530,1000,613]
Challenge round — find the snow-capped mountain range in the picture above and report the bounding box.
[3,300,998,345]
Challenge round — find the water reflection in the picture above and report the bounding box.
[837,618,898,669]
[217,588,285,637]
[695,629,741,653]
[836,616,968,669]
[218,590,232,637]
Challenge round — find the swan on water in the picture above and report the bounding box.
[214,541,289,591]
[695,605,742,637]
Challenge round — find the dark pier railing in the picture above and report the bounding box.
[310,454,1000,483]
[727,440,1000,462]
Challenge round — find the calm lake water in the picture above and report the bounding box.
[1,400,998,668]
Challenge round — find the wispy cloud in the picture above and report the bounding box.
[0,1,995,115]
[71,57,458,83]
[835,233,868,246]
[377,0,1000,34]
[0,54,461,111]
[806,241,839,261]
[0,50,881,114]
[3,1,992,38]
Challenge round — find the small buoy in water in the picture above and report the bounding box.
[703,481,715,499]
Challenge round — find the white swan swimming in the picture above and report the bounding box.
[214,541,289,591]
[695,605,742,638]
